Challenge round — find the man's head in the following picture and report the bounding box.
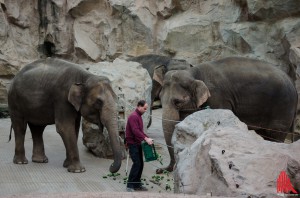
[137,100,148,115]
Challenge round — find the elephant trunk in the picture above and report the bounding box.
[162,105,180,170]
[101,103,122,173]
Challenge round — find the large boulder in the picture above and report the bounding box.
[81,59,152,158]
[172,109,300,197]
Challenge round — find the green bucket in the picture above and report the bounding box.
[141,141,158,162]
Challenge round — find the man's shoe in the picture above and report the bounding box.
[134,186,148,191]
[126,187,135,192]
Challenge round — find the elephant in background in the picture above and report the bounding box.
[8,58,122,173]
[154,56,298,173]
[128,54,192,127]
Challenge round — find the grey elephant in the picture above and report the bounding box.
[128,54,192,127]
[8,58,122,173]
[153,56,298,173]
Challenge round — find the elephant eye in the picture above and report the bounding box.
[93,97,103,109]
[173,99,184,108]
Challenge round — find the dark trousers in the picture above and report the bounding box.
[127,144,144,188]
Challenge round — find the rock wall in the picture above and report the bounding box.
[0,0,300,108]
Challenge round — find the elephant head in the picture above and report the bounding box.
[68,76,122,173]
[153,69,210,173]
[152,60,193,103]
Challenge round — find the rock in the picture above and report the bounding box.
[81,59,152,158]
[172,109,300,197]
[1,2,299,187]
[81,119,113,158]
[290,46,300,69]
[0,104,9,118]
[289,46,300,137]
[287,158,300,193]
[1,0,300,129]
[0,80,7,104]
[0,58,20,79]
[246,0,300,21]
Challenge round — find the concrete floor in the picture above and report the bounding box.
[0,109,201,198]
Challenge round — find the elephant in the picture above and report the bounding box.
[153,56,298,173]
[8,58,122,173]
[128,54,192,127]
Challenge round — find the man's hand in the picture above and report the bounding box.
[145,137,154,145]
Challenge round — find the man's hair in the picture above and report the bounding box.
[137,100,146,107]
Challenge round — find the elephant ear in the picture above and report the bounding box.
[153,65,166,85]
[68,84,83,111]
[193,80,211,107]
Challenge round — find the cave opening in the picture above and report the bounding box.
[42,41,55,57]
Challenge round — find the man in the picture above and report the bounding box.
[125,100,153,192]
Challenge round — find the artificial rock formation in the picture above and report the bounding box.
[0,0,300,111]
[81,59,152,158]
[172,109,300,197]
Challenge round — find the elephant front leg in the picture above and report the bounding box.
[156,121,176,174]
[62,147,85,173]
[156,138,176,174]
[56,119,86,173]
[28,123,48,163]
[11,116,28,164]
[156,107,179,174]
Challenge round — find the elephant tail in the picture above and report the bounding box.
[8,124,13,142]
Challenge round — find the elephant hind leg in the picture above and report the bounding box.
[28,123,48,163]
[11,116,28,164]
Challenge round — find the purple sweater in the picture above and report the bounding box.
[125,109,148,145]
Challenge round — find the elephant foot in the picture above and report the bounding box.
[67,163,86,173]
[13,155,28,164]
[32,155,48,163]
[156,165,174,174]
[63,159,86,173]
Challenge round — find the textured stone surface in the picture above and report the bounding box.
[172,109,300,197]
[0,0,300,110]
[0,80,7,104]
